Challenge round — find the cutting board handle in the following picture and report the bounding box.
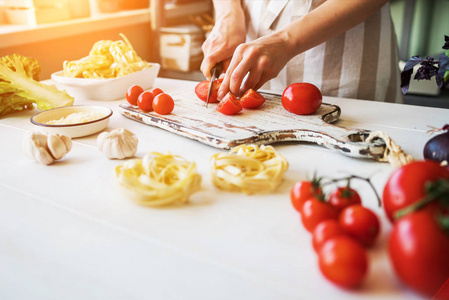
[231,126,386,160]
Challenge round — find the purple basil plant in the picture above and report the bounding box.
[400,35,449,94]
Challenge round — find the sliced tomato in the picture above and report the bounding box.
[240,89,266,109]
[216,93,242,115]
[195,78,223,103]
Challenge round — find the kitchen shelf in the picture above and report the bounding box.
[150,0,212,80]
[164,1,212,20]
[0,8,151,48]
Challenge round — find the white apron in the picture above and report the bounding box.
[242,0,402,103]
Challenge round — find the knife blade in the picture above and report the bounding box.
[206,62,223,107]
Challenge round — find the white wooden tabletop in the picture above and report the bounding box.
[1,78,446,300]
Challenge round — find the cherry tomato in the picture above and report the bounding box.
[281,82,322,115]
[319,236,369,289]
[152,93,174,115]
[195,78,223,103]
[137,91,154,112]
[338,205,380,247]
[301,197,338,233]
[328,187,362,214]
[239,89,266,109]
[216,93,242,115]
[150,88,164,97]
[312,219,347,253]
[383,160,449,223]
[388,209,449,297]
[126,85,144,106]
[290,180,323,213]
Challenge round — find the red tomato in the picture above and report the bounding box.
[281,82,322,115]
[319,236,368,288]
[239,89,266,109]
[152,93,174,115]
[216,93,242,115]
[195,78,223,103]
[338,205,380,247]
[290,180,323,213]
[150,88,164,97]
[383,160,449,223]
[328,187,362,214]
[388,209,449,297]
[301,197,338,233]
[137,91,154,112]
[126,85,144,106]
[312,219,347,253]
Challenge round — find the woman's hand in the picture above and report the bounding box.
[217,31,294,100]
[200,1,246,80]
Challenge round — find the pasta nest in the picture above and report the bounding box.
[115,152,202,207]
[63,33,149,79]
[210,144,289,195]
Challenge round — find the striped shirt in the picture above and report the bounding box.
[243,0,402,103]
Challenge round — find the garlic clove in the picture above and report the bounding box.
[35,145,55,165]
[97,128,138,159]
[23,132,72,165]
[47,134,71,160]
[60,135,72,152]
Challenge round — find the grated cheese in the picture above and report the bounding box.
[46,111,106,125]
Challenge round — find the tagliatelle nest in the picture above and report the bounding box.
[63,33,149,79]
[210,144,289,195]
[115,152,201,207]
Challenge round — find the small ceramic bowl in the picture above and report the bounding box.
[51,63,160,101]
[30,105,113,138]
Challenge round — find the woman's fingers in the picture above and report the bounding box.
[218,45,270,100]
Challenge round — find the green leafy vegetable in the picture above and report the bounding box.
[0,54,74,117]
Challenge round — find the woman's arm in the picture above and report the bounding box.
[200,0,246,79]
[217,0,390,99]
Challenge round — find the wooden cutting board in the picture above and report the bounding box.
[119,90,386,160]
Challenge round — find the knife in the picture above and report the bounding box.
[206,61,223,107]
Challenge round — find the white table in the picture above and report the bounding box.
[1,78,446,300]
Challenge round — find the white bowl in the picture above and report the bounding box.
[30,105,113,138]
[51,63,161,101]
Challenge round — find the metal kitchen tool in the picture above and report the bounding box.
[119,90,386,161]
[206,62,223,107]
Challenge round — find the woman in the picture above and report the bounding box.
[201,0,402,103]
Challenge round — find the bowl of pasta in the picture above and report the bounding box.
[51,34,160,101]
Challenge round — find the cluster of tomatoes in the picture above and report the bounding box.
[126,85,174,115]
[291,160,449,297]
[290,177,380,289]
[195,79,323,116]
[382,160,449,297]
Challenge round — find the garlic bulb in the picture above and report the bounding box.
[23,132,72,165]
[97,128,138,159]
